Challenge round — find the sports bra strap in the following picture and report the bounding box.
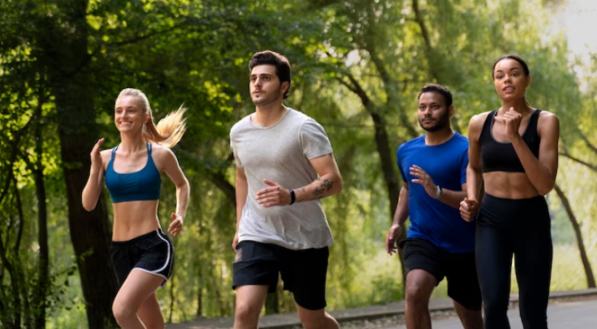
[147,143,152,155]
[110,147,118,161]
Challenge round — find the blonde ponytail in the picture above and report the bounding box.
[144,106,187,148]
[117,88,187,148]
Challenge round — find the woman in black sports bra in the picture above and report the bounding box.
[460,55,560,329]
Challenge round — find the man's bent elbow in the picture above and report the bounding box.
[326,173,343,196]
[335,176,344,195]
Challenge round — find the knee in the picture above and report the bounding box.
[234,301,261,326]
[482,289,509,313]
[405,280,432,307]
[112,300,136,326]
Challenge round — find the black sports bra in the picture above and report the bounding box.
[480,109,541,173]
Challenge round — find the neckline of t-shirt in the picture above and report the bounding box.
[423,131,457,147]
[249,107,293,130]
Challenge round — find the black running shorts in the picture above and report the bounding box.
[399,237,482,310]
[232,241,329,311]
[110,229,174,287]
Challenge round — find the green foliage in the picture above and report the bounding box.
[1,0,596,327]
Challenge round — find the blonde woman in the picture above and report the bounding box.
[82,88,190,329]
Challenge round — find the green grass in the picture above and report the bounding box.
[326,242,597,311]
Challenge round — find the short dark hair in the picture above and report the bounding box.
[248,50,292,99]
[417,84,453,108]
[492,54,530,79]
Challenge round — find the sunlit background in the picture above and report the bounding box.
[1,0,597,328]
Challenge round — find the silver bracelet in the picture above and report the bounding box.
[434,185,442,199]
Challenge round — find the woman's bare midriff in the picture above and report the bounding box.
[483,172,541,199]
[112,200,161,241]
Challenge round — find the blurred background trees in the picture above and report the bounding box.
[1,0,595,327]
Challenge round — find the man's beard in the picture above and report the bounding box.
[419,112,450,132]
[252,88,282,106]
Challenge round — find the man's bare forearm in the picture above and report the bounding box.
[235,172,248,231]
[438,189,467,209]
[392,186,410,226]
[294,172,343,203]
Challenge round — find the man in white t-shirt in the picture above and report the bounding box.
[230,50,343,329]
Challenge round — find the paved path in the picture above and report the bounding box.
[167,289,597,329]
[389,299,597,329]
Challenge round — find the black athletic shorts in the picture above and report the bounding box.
[399,238,482,310]
[232,241,329,311]
[110,229,174,287]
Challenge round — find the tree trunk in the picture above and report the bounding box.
[554,184,596,288]
[50,55,119,329]
[36,2,119,327]
[33,90,49,329]
[196,289,202,318]
[0,181,22,329]
[369,111,407,292]
[209,171,236,207]
[338,74,408,297]
[0,256,21,329]
[13,178,35,329]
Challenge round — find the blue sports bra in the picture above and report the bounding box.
[105,143,161,203]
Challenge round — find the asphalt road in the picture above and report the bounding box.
[388,299,597,329]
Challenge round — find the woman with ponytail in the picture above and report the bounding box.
[82,88,190,329]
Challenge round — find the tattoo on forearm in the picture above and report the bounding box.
[312,178,334,198]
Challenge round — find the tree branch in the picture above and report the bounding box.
[13,177,24,256]
[554,183,596,288]
[412,0,440,83]
[578,130,597,156]
[108,23,186,47]
[359,41,419,138]
[335,77,358,94]
[344,72,373,109]
[366,48,425,134]
[412,0,432,52]
[208,171,236,207]
[367,49,395,99]
[176,149,236,206]
[0,118,32,205]
[559,151,597,172]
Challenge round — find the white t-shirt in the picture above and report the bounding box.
[230,108,334,250]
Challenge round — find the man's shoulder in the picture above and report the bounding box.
[288,108,319,127]
[451,132,469,149]
[230,114,252,137]
[399,136,426,152]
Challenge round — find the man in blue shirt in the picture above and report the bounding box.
[386,84,482,329]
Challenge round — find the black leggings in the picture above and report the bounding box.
[476,194,552,329]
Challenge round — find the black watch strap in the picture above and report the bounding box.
[289,189,296,205]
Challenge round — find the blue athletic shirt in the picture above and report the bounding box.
[397,132,475,253]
